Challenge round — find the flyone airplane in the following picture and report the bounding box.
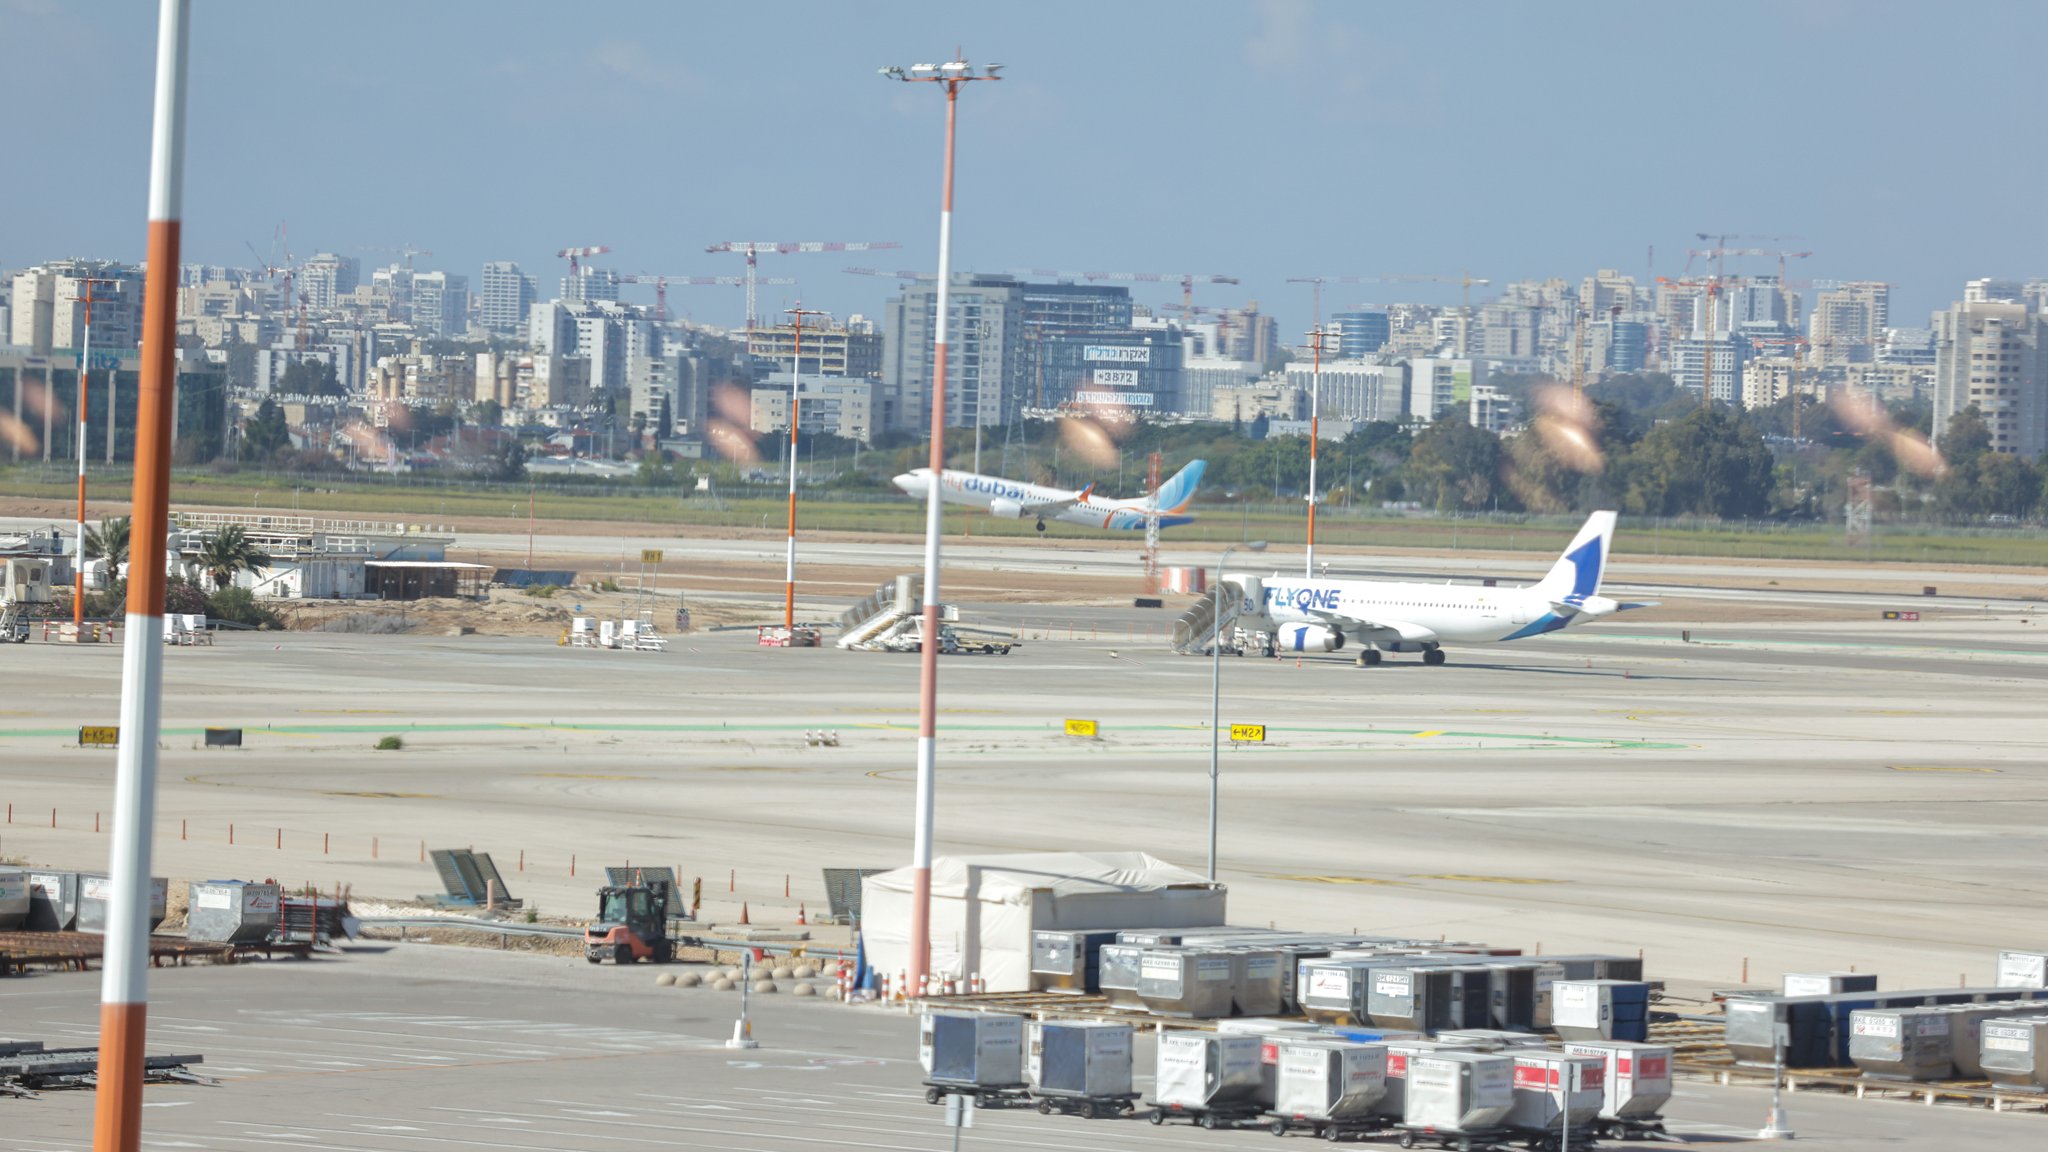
[892,460,1205,532]
[1231,510,1653,665]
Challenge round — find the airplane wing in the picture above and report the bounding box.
[1032,483,1094,514]
[1307,609,1438,645]
[1554,595,1660,618]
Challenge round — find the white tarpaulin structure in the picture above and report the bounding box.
[862,851,1226,993]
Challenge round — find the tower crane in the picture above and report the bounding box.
[706,241,902,331]
[358,244,434,269]
[617,273,795,322]
[556,245,612,278]
[1005,270,1239,314]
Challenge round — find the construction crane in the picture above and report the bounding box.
[1657,275,1721,408]
[617,273,794,322]
[842,267,933,281]
[1003,270,1239,315]
[706,241,902,331]
[1156,302,1235,358]
[1286,276,1371,327]
[556,245,612,282]
[1381,271,1491,315]
[358,244,434,269]
[244,223,307,347]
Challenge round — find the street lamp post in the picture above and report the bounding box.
[880,52,1001,998]
[1209,539,1266,881]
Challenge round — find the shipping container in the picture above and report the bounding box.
[1151,1032,1264,1116]
[1137,948,1238,1018]
[185,880,282,944]
[74,873,169,934]
[25,871,79,931]
[1503,1051,1603,1136]
[1232,949,1286,1017]
[1947,1002,2043,1079]
[1368,966,1461,1033]
[1979,1016,2048,1090]
[0,867,28,931]
[1402,1051,1515,1135]
[1783,971,1878,997]
[1098,943,1153,1010]
[1029,929,1121,994]
[1727,988,2047,1068]
[1552,979,1652,1042]
[1026,1020,1132,1097]
[1271,1038,1388,1121]
[1481,960,1544,1032]
[1377,1039,1480,1119]
[1560,1040,1674,1125]
[920,1011,1025,1088]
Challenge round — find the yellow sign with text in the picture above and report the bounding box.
[1229,723,1266,743]
[640,549,664,564]
[1064,718,1099,738]
[79,726,120,748]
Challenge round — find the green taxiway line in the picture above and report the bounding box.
[0,720,1685,750]
[1564,632,2048,659]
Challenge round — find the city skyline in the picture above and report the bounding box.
[7,0,2047,333]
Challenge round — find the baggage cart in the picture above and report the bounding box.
[1148,1032,1264,1129]
[1026,1021,1138,1119]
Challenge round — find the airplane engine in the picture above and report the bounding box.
[989,497,1025,519]
[1278,623,1345,652]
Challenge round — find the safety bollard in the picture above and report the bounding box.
[784,873,790,898]
[95,812,101,833]
[229,823,235,845]
[571,853,577,877]
[277,827,282,849]
[181,818,186,841]
[419,840,425,863]
[729,867,735,892]
[373,836,379,859]
[51,808,56,828]
[323,832,329,855]
[518,849,524,872]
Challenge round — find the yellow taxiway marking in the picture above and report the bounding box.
[1890,765,2001,774]
[524,773,652,782]
[1263,874,1411,886]
[1412,730,1445,739]
[1410,873,1565,885]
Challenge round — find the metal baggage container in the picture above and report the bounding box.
[1552,979,1652,1042]
[1098,943,1153,1009]
[1481,960,1543,1031]
[1562,1040,1673,1122]
[1443,965,1497,1030]
[1272,1038,1387,1121]
[1027,1020,1132,1097]
[1848,1007,1954,1080]
[185,880,282,944]
[1979,1016,2048,1089]
[1504,1050,1603,1136]
[1369,966,1460,1033]
[1117,926,1264,946]
[1030,929,1120,994]
[1403,1051,1514,1134]
[1947,1002,2042,1078]
[1298,958,1376,1024]
[1784,971,1878,996]
[1435,1029,1550,1050]
[74,873,169,934]
[25,871,79,931]
[1152,1032,1263,1111]
[1214,1019,1324,1037]
[1997,950,2048,990]
[1377,1039,1480,1118]
[1232,948,1286,1017]
[920,1011,1024,1088]
[0,867,28,931]
[1137,947,1236,1018]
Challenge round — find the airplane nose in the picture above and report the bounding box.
[892,472,921,493]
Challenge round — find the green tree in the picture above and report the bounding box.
[278,358,343,397]
[206,586,282,629]
[1617,406,1776,518]
[473,398,504,428]
[84,516,131,569]
[637,448,678,488]
[196,525,273,591]
[243,399,291,458]
[1405,414,1503,511]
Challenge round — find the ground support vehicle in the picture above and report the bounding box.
[1029,1088,1139,1119]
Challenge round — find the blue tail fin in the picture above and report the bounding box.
[1532,511,1616,605]
[1153,460,1206,512]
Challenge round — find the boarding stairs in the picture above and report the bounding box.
[837,574,957,651]
[1171,582,1249,655]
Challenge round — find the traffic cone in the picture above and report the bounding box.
[797,902,807,925]
[739,902,750,925]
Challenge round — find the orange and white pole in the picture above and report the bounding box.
[94,3,188,1150]
[881,54,1000,999]
[783,305,825,633]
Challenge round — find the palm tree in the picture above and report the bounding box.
[84,516,131,569]
[197,525,273,592]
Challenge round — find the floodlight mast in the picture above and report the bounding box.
[878,51,1000,1000]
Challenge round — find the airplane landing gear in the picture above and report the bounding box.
[1035,518,1047,532]
[1423,648,1447,666]
[1356,649,1381,667]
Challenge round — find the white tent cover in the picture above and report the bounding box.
[862,851,1227,992]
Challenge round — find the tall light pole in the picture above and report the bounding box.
[1209,539,1266,881]
[880,52,1001,998]
[73,276,121,628]
[783,305,825,633]
[1304,325,1328,578]
[96,3,188,1150]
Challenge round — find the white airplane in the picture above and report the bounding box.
[892,461,1205,532]
[1228,510,1653,665]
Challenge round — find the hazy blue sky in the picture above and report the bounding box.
[7,0,2043,332]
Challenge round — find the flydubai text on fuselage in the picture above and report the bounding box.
[1233,510,1652,665]
[892,460,1205,532]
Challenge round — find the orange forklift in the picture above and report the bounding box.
[583,870,687,964]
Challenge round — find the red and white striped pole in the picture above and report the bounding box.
[881,53,1000,1000]
[94,3,188,1150]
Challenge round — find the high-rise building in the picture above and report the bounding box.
[1332,310,1391,358]
[410,271,469,339]
[882,275,1026,432]
[561,267,621,304]
[479,261,537,334]
[9,261,144,355]
[1667,334,1746,403]
[1808,281,1890,364]
[1407,358,1486,422]
[1932,294,2048,457]
[297,253,360,310]
[1036,325,1187,414]
[1288,360,1405,423]
[746,317,883,380]
[1588,316,1649,376]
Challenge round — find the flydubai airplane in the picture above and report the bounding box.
[892,460,1206,532]
[1231,510,1652,665]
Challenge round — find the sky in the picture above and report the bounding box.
[6,0,2045,334]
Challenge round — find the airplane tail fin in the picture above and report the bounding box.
[1151,460,1207,513]
[1531,511,1616,606]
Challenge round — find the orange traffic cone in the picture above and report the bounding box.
[797,902,807,925]
[739,902,750,925]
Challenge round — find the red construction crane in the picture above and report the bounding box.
[556,245,612,281]
[842,267,932,281]
[706,241,903,330]
[617,273,795,322]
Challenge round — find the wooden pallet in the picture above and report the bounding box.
[0,933,233,976]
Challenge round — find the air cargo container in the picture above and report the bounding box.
[1149,1032,1264,1127]
[1401,1052,1515,1139]
[1783,971,1878,997]
[1552,979,1652,1042]
[1503,1050,1603,1139]
[185,880,282,944]
[1025,1020,1135,1118]
[1268,1038,1388,1137]
[1562,1040,1673,1140]
[1030,929,1120,994]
